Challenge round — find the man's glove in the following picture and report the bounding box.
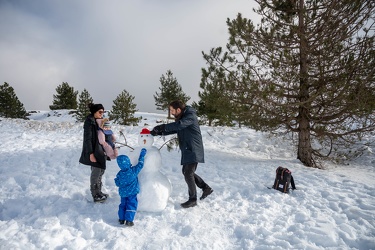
[150,124,165,136]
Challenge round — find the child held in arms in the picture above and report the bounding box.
[97,118,118,160]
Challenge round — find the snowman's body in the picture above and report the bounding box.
[128,129,172,212]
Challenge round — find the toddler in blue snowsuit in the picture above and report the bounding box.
[114,148,147,226]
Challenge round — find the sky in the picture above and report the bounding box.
[0,0,259,113]
[0,110,374,249]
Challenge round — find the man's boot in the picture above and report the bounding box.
[200,186,213,200]
[181,199,197,208]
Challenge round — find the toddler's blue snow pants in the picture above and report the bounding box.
[118,194,138,222]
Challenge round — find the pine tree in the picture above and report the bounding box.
[197,68,234,126]
[0,82,28,119]
[49,82,78,110]
[109,89,141,126]
[76,89,93,122]
[202,0,375,167]
[154,70,190,118]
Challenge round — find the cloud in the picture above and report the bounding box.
[0,0,258,113]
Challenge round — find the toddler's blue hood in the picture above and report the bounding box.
[117,155,131,170]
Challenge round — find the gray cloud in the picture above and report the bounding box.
[0,0,258,113]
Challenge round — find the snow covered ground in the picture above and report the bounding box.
[0,110,374,250]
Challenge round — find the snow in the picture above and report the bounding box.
[1,110,374,250]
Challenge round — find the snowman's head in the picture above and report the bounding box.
[138,128,154,148]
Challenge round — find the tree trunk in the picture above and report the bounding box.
[297,0,314,167]
[297,108,313,167]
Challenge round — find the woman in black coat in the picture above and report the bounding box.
[79,103,108,202]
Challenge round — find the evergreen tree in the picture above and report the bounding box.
[49,82,78,110]
[154,70,190,118]
[197,67,234,126]
[109,89,141,126]
[202,0,375,167]
[76,89,93,122]
[0,82,28,119]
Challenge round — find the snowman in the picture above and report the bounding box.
[128,128,172,212]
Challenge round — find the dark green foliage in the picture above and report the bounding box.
[109,89,141,126]
[0,82,28,119]
[76,89,93,122]
[154,70,190,118]
[195,67,235,127]
[49,82,78,110]
[202,0,375,167]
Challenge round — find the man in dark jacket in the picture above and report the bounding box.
[151,100,213,208]
[79,103,108,202]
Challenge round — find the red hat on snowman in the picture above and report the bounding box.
[138,128,154,147]
[140,128,151,134]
